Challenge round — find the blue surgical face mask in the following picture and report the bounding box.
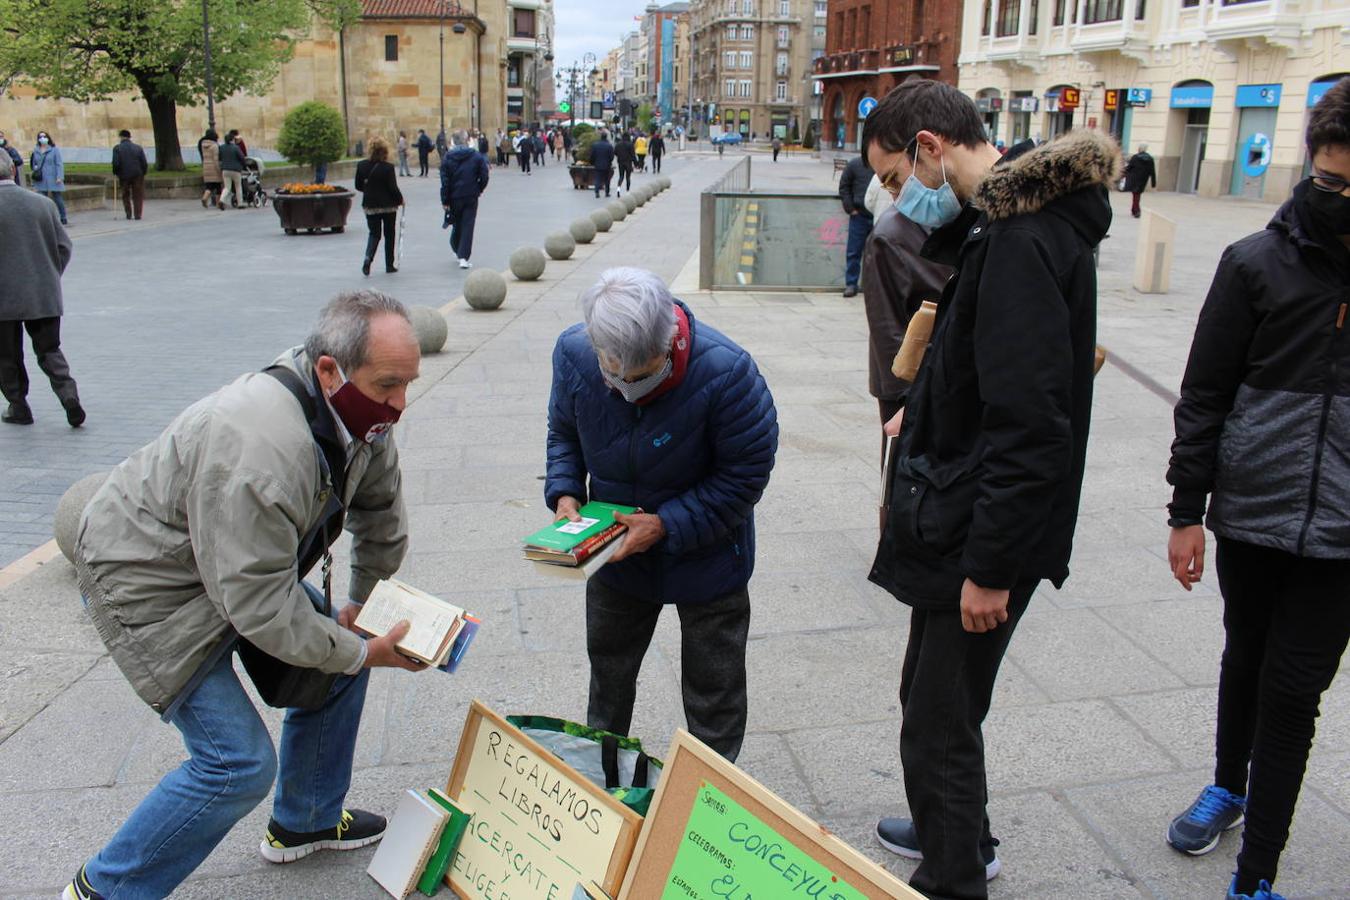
[896,144,962,230]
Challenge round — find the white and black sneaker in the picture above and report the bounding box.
[458,259,472,269]
[259,808,386,863]
[62,866,105,900]
[876,817,1002,881]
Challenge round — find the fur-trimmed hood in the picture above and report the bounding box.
[975,129,1122,222]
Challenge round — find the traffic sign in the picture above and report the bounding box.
[559,101,571,113]
[858,96,878,118]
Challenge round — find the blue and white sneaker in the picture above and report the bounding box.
[1226,875,1286,900]
[1167,785,1245,855]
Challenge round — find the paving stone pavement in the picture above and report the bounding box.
[0,155,1346,899]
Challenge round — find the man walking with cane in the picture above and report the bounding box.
[111,130,149,221]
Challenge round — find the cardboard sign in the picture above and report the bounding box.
[619,730,922,900]
[446,701,644,900]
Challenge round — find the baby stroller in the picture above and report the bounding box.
[242,157,268,208]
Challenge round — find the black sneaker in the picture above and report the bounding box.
[63,866,105,900]
[1167,785,1245,855]
[2,401,33,425]
[876,817,1002,881]
[259,808,386,863]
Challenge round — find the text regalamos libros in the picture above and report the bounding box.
[487,729,605,842]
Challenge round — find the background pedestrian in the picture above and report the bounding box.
[416,129,432,176]
[396,132,411,176]
[1123,143,1157,218]
[218,132,246,209]
[440,130,489,269]
[838,153,873,297]
[355,137,404,276]
[199,129,223,209]
[111,129,149,221]
[30,130,67,225]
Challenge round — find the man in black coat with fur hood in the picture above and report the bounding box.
[863,80,1119,900]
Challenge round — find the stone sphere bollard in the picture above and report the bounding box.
[509,246,547,281]
[660,176,672,190]
[54,471,109,562]
[621,193,638,214]
[589,208,613,232]
[605,199,627,222]
[570,217,597,244]
[544,231,576,260]
[634,188,649,205]
[463,269,508,310]
[408,306,448,353]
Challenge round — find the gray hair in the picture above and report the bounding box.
[1137,143,1149,152]
[0,153,11,181]
[452,129,469,147]
[581,268,677,372]
[303,290,411,372]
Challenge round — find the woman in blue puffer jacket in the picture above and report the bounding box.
[545,267,778,762]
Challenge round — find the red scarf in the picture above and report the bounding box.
[636,304,691,406]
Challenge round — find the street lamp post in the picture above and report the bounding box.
[201,0,216,131]
[439,0,470,134]
[556,54,597,130]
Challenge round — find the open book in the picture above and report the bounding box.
[355,579,471,667]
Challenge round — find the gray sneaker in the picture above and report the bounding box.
[875,817,1002,881]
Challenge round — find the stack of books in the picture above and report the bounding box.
[367,788,473,898]
[522,501,636,580]
[354,579,480,672]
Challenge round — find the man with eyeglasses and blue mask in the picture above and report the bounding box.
[1161,75,1350,900]
[862,80,1119,900]
[545,267,778,763]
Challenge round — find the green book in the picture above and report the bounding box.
[417,789,472,896]
[522,501,637,552]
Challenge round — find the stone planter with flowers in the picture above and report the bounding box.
[273,101,351,235]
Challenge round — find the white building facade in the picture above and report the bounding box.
[956,0,1350,200]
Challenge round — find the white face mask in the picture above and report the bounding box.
[601,356,673,403]
[38,137,49,146]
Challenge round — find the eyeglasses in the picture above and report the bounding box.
[880,136,918,194]
[1310,171,1350,194]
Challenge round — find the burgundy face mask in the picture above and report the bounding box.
[328,365,401,443]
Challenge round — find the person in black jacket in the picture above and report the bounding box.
[614,133,636,194]
[838,155,873,297]
[217,134,246,209]
[590,132,615,198]
[1162,77,1350,900]
[863,80,1118,900]
[354,137,404,276]
[1122,144,1157,218]
[440,130,490,269]
[111,129,149,220]
[416,129,433,176]
[648,131,665,173]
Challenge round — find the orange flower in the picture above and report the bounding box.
[277,183,343,194]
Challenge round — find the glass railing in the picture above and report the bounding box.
[699,156,849,290]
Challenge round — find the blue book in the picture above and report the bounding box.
[438,616,480,674]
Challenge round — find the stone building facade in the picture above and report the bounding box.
[0,0,512,161]
[956,0,1350,201]
[688,0,820,140]
[812,0,964,151]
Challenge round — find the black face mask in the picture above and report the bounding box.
[1305,182,1350,236]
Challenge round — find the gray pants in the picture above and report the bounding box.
[586,579,750,761]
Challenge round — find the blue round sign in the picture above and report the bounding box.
[858,96,878,119]
[1242,133,1272,178]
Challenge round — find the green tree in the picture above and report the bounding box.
[0,0,358,170]
[276,101,346,180]
[636,103,654,133]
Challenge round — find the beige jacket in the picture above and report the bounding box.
[74,348,408,713]
[201,139,222,183]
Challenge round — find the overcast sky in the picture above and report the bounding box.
[551,0,647,72]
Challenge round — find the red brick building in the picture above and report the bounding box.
[813,0,962,151]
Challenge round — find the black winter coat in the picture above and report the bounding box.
[1167,182,1350,558]
[439,147,489,204]
[649,135,665,157]
[590,139,615,171]
[416,134,433,156]
[354,159,403,210]
[615,139,636,168]
[869,130,1120,607]
[111,139,148,179]
[839,156,872,216]
[218,141,246,172]
[1122,151,1157,193]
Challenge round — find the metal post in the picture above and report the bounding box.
[201,0,216,130]
[439,5,446,133]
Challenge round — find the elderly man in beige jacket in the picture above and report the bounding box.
[65,291,427,900]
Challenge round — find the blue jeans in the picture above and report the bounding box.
[83,583,370,898]
[42,190,68,223]
[845,212,872,288]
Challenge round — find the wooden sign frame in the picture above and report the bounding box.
[445,700,645,900]
[619,729,923,899]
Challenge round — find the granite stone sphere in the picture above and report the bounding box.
[544,231,576,260]
[621,193,638,213]
[463,269,508,310]
[634,187,649,205]
[54,471,109,562]
[589,208,613,232]
[659,176,672,190]
[569,217,597,243]
[509,246,547,281]
[605,199,627,222]
[408,306,448,353]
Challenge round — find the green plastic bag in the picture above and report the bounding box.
[507,715,663,816]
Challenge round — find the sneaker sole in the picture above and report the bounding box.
[1165,813,1244,856]
[876,831,1000,881]
[258,832,383,864]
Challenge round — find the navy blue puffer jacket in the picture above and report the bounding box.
[546,301,778,604]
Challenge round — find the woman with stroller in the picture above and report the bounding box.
[199,129,223,209]
[217,132,246,208]
[30,131,68,225]
[354,137,404,276]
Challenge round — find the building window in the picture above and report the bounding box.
[726,0,735,13]
[779,0,790,15]
[860,5,871,37]
[777,25,790,47]
[727,24,737,39]
[726,79,736,97]
[814,25,825,38]
[815,0,826,17]
[384,35,398,62]
[743,23,755,39]
[513,8,536,38]
[776,52,788,75]
[775,80,787,100]
[740,50,753,68]
[739,79,752,97]
[1029,0,1038,33]
[1082,0,1122,23]
[1181,0,1199,5]
[508,58,521,87]
[725,50,737,68]
[1053,0,1065,24]
[742,0,754,13]
[833,11,844,47]
[995,0,1019,35]
[1135,0,1146,18]
[982,0,991,36]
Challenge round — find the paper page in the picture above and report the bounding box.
[357,581,464,662]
